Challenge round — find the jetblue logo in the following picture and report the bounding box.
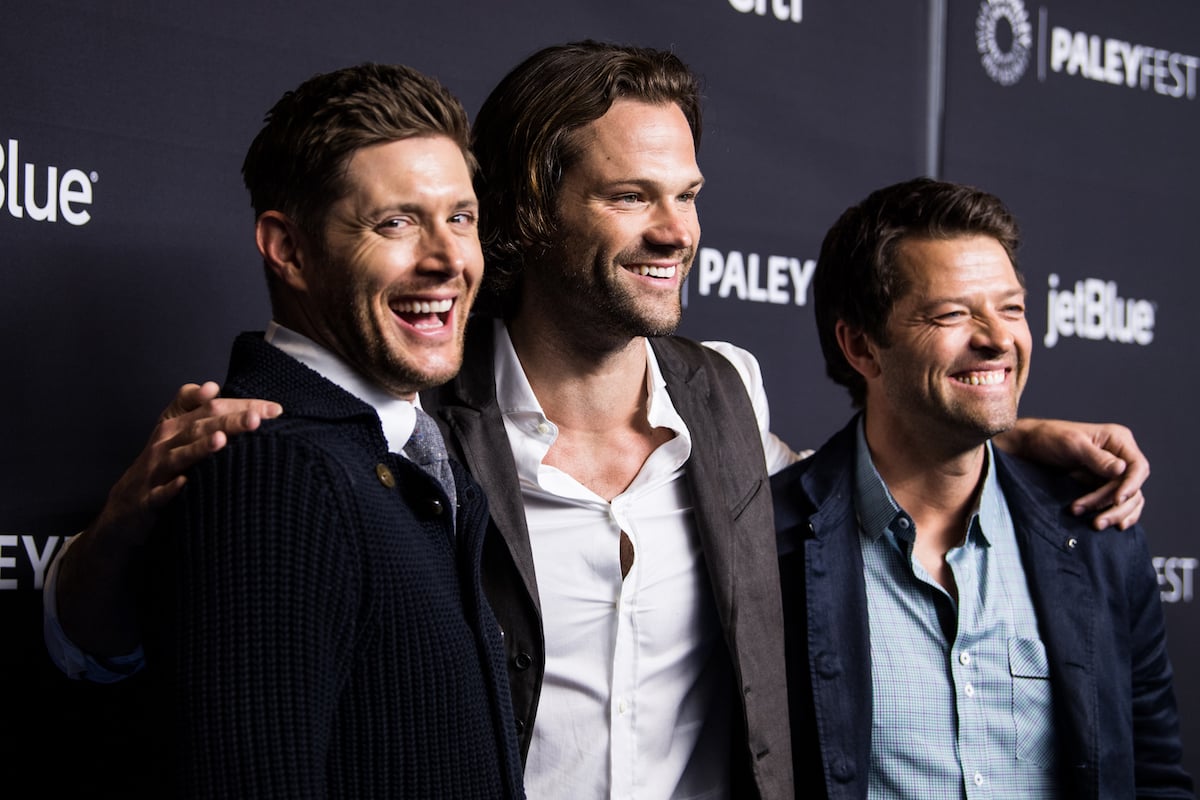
[0,138,97,226]
[1043,274,1155,348]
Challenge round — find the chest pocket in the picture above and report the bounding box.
[1009,636,1055,768]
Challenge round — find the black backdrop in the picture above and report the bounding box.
[3,1,1196,793]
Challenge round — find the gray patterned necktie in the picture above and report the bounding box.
[403,408,457,518]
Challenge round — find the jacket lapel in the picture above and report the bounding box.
[422,318,541,612]
[996,454,1098,792]
[651,341,739,621]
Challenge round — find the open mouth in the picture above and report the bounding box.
[391,298,453,331]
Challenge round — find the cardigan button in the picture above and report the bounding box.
[1066,536,1078,550]
[375,464,395,488]
[515,719,526,736]
[427,498,445,516]
[514,652,533,670]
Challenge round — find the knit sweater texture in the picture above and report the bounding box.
[142,332,525,799]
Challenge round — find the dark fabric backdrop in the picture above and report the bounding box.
[3,1,1194,793]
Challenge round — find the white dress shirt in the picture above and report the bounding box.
[492,319,800,800]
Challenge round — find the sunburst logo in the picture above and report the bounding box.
[976,0,1034,86]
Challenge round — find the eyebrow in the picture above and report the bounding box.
[363,197,479,218]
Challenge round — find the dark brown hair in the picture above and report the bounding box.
[814,177,1023,407]
[471,40,703,315]
[241,62,474,236]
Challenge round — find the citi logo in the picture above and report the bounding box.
[1043,273,1155,348]
[0,139,96,226]
[728,0,802,24]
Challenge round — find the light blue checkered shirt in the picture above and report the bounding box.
[854,422,1058,799]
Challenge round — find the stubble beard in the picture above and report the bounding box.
[327,275,466,399]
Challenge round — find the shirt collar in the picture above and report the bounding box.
[264,321,418,452]
[852,417,997,548]
[493,318,685,431]
[853,418,907,543]
[491,318,691,480]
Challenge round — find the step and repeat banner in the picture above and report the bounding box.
[941,0,1200,769]
[2,0,1195,792]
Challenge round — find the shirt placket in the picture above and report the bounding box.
[609,495,639,799]
[948,541,992,800]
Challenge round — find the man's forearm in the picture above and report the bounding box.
[54,522,146,657]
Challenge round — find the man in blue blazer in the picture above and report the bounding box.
[773,177,1192,799]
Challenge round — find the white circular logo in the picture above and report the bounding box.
[976,0,1033,86]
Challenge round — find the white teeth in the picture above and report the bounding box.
[392,298,452,315]
[629,264,677,278]
[954,371,1005,386]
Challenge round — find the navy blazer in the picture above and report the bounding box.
[773,418,1192,800]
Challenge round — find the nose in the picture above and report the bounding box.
[416,220,469,277]
[645,201,696,250]
[971,310,1015,353]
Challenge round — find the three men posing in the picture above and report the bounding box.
[46,42,1174,798]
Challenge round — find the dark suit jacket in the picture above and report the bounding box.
[422,316,794,800]
[773,417,1193,800]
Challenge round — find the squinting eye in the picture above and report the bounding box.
[616,194,641,204]
[449,212,477,225]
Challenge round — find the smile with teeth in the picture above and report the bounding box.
[627,264,677,278]
[953,369,1007,386]
[392,298,453,314]
[391,297,453,331]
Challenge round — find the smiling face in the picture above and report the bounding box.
[523,99,703,344]
[865,234,1031,450]
[298,136,482,398]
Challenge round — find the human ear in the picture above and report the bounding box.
[835,320,882,380]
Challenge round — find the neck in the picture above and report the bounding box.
[506,311,650,432]
[863,411,987,554]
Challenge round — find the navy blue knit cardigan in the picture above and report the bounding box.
[142,332,525,799]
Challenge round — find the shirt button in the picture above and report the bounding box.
[618,700,628,715]
[974,772,984,786]
[897,517,911,529]
[536,421,551,435]
[959,652,971,666]
[964,683,975,698]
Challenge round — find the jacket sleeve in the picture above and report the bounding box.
[1125,526,1194,798]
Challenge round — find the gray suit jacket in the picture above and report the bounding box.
[422,316,794,800]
